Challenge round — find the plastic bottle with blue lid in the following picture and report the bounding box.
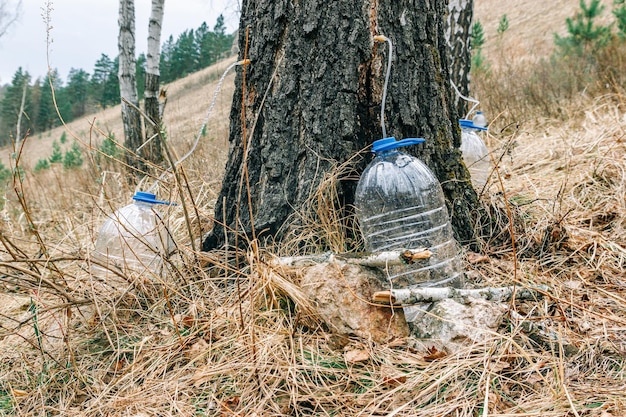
[459,117,490,191]
[355,137,463,323]
[91,191,173,285]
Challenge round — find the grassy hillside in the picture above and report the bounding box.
[0,1,624,416]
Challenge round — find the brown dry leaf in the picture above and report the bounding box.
[345,349,370,363]
[220,396,240,414]
[109,358,126,374]
[467,252,490,264]
[423,346,447,361]
[180,315,195,329]
[381,364,407,386]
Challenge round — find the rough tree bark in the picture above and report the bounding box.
[118,0,146,174]
[446,0,474,118]
[143,0,165,164]
[203,0,479,252]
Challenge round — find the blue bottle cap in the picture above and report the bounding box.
[372,137,425,153]
[459,119,488,131]
[132,191,172,205]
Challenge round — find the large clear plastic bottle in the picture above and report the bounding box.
[459,119,490,191]
[91,191,173,283]
[355,137,463,322]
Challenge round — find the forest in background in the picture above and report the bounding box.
[0,15,235,147]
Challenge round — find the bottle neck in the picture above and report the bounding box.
[134,201,156,208]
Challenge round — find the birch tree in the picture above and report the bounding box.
[118,0,145,174]
[446,0,474,118]
[143,0,165,164]
[203,0,479,252]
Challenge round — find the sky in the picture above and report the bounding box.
[0,0,240,85]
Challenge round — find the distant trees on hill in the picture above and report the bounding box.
[0,15,235,147]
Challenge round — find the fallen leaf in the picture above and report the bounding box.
[110,358,126,374]
[345,349,370,363]
[220,396,240,413]
[180,315,195,328]
[423,346,447,361]
[381,364,407,385]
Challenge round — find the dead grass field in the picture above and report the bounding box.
[0,1,625,416]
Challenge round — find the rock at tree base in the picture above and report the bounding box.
[409,297,508,351]
[299,263,410,344]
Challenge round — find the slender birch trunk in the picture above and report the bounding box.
[118,0,146,175]
[144,0,165,164]
[446,0,474,118]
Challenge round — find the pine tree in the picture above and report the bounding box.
[0,68,32,145]
[66,68,91,118]
[159,35,176,82]
[91,54,119,109]
[49,140,63,164]
[37,70,62,132]
[555,0,612,55]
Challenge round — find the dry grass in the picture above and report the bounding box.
[0,5,625,417]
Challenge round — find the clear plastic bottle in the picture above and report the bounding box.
[459,119,490,191]
[91,191,173,283]
[355,137,463,322]
[472,111,487,128]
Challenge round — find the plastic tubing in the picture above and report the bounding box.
[374,35,393,139]
[450,80,479,120]
[175,59,249,169]
[149,59,249,191]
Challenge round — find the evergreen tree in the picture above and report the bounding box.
[37,69,63,131]
[213,14,233,60]
[66,68,91,118]
[171,29,199,77]
[63,141,83,169]
[159,35,176,82]
[0,67,32,145]
[555,0,612,55]
[49,140,63,163]
[196,21,216,68]
[91,54,119,109]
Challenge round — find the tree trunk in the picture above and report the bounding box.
[118,0,146,174]
[446,0,474,119]
[203,0,479,252]
[144,0,165,164]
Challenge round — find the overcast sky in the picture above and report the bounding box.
[0,0,240,85]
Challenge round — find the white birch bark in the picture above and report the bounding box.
[118,0,145,172]
[446,0,473,117]
[143,0,165,163]
[373,285,549,305]
[146,0,164,78]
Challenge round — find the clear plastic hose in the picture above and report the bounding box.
[450,80,479,119]
[149,59,249,191]
[374,35,393,139]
